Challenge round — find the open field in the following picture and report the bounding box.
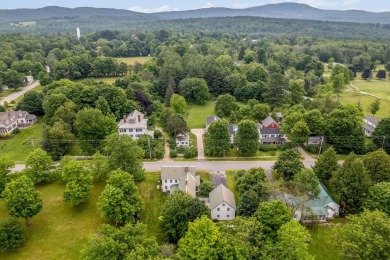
[0,171,169,259]
[0,88,20,98]
[0,118,43,162]
[187,101,215,128]
[115,56,152,65]
[353,78,390,99]
[0,180,107,260]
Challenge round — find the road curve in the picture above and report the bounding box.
[0,81,40,106]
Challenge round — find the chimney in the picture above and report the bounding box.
[123,115,126,123]
[138,115,141,123]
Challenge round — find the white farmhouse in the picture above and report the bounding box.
[176,132,190,148]
[118,110,154,140]
[208,184,236,221]
[363,115,381,137]
[160,166,200,198]
[0,110,37,134]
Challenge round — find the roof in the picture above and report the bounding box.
[259,128,281,135]
[270,112,283,118]
[178,172,198,198]
[161,166,196,179]
[261,116,278,127]
[176,133,189,141]
[0,110,33,128]
[228,124,238,135]
[206,115,220,127]
[118,110,147,128]
[363,124,375,133]
[209,184,236,210]
[364,115,381,125]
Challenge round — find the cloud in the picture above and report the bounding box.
[203,2,214,8]
[129,5,178,13]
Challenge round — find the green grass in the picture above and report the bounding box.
[197,170,211,181]
[225,147,281,158]
[0,118,44,163]
[138,172,168,243]
[226,170,239,203]
[115,57,152,65]
[187,101,215,128]
[308,218,347,260]
[0,88,20,98]
[0,180,107,260]
[353,78,390,99]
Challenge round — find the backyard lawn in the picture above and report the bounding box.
[187,101,215,128]
[0,118,43,162]
[115,56,152,65]
[0,171,169,259]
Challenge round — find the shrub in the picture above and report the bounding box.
[154,130,163,139]
[0,218,26,251]
[12,128,20,134]
[170,150,178,158]
[259,144,279,152]
[184,147,197,158]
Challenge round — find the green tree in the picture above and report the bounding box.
[237,189,263,217]
[372,118,390,154]
[164,76,176,106]
[255,200,292,240]
[164,113,189,138]
[376,69,386,79]
[97,170,142,225]
[16,91,44,116]
[275,220,313,260]
[313,147,339,181]
[215,94,239,118]
[42,93,69,120]
[236,120,259,156]
[252,103,271,122]
[80,224,161,260]
[24,148,54,184]
[362,68,372,80]
[198,180,214,197]
[370,99,380,116]
[264,72,287,107]
[303,109,324,135]
[0,158,14,195]
[161,190,210,242]
[74,108,117,154]
[273,148,304,180]
[177,216,226,260]
[89,151,110,181]
[2,176,43,226]
[205,119,230,156]
[293,169,320,199]
[363,182,390,215]
[95,96,111,116]
[0,217,26,251]
[334,210,390,260]
[169,94,187,115]
[289,120,310,145]
[331,154,371,211]
[289,80,306,105]
[103,134,145,182]
[236,167,268,194]
[51,100,77,131]
[42,122,75,160]
[178,78,210,104]
[362,149,390,183]
[3,70,25,89]
[332,73,346,95]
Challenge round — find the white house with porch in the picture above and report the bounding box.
[118,110,154,140]
[160,166,200,198]
[176,133,190,148]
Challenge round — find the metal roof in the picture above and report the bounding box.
[364,115,381,125]
[208,184,236,210]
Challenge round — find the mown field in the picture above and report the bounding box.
[0,171,168,259]
[187,101,215,128]
[115,56,152,65]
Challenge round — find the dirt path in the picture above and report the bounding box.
[0,81,40,106]
[155,127,172,162]
[350,82,390,101]
[191,128,206,160]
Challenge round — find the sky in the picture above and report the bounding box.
[1,0,389,13]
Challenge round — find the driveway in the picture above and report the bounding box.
[0,81,40,106]
[211,171,227,187]
[191,128,206,160]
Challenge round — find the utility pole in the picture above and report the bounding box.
[147,137,152,160]
[318,136,324,155]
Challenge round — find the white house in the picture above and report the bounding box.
[257,125,286,145]
[0,110,37,134]
[160,166,200,198]
[26,76,34,85]
[176,133,190,148]
[305,135,324,146]
[118,110,154,140]
[228,124,238,144]
[207,184,236,221]
[363,115,381,137]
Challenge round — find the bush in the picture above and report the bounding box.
[303,146,318,154]
[184,147,198,158]
[0,218,26,251]
[280,142,296,150]
[259,144,279,152]
[154,130,163,139]
[170,150,178,158]
[12,128,20,134]
[168,139,176,149]
[176,146,186,154]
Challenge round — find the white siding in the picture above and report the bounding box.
[211,202,235,220]
[161,178,179,192]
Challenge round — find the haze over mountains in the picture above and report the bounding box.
[1,3,390,24]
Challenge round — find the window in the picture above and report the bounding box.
[170,180,172,183]
[222,203,225,207]
[165,180,167,183]
[175,180,178,183]
[217,208,220,211]
[136,128,143,132]
[120,129,125,132]
[227,215,230,218]
[227,208,230,211]
[129,129,133,132]
[165,186,168,189]
[217,215,220,218]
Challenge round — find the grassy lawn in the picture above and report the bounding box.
[353,78,390,99]
[115,57,152,65]
[0,88,20,98]
[138,171,168,243]
[0,180,107,260]
[0,118,43,163]
[225,147,281,158]
[187,101,215,128]
[308,218,347,260]
[197,170,211,181]
[226,170,239,203]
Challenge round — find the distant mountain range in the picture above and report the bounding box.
[1,2,390,24]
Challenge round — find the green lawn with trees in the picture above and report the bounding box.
[187,101,215,128]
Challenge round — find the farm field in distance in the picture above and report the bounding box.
[115,56,152,65]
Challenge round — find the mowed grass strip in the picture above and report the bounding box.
[0,118,44,162]
[0,180,107,260]
[187,101,215,128]
[115,56,152,65]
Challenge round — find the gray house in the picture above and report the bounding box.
[363,115,381,137]
[0,110,37,134]
[160,166,200,198]
[206,115,221,128]
[258,125,286,145]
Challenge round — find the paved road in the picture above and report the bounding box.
[211,171,227,187]
[191,128,206,160]
[0,81,40,106]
